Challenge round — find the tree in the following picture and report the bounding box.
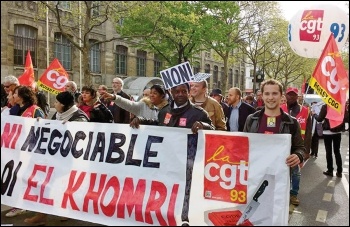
[236,1,281,93]
[117,1,203,68]
[263,20,317,90]
[38,1,148,85]
[195,1,241,93]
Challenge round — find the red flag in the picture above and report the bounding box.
[18,50,35,89]
[37,58,69,95]
[309,33,349,128]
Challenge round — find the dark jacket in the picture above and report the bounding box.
[105,90,131,123]
[226,101,256,132]
[138,101,215,130]
[243,107,305,163]
[221,101,230,121]
[167,101,215,129]
[314,104,345,132]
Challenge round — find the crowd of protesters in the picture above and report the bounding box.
[1,75,348,225]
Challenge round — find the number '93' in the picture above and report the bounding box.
[230,189,246,203]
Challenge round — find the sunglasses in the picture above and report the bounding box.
[4,85,12,88]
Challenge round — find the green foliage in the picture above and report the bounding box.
[117,1,203,67]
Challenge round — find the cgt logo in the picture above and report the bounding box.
[299,10,324,42]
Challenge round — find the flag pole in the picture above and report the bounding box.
[46,1,50,104]
[79,1,82,92]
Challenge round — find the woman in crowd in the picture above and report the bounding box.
[102,84,170,121]
[12,85,45,118]
[78,85,113,123]
[24,91,88,225]
[78,85,98,118]
[1,90,18,115]
[4,86,44,219]
[52,91,89,122]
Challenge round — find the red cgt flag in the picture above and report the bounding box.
[309,33,349,128]
[18,50,35,89]
[37,58,69,95]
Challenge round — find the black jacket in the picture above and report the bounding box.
[226,101,256,132]
[137,101,215,130]
[243,107,305,163]
[314,104,345,132]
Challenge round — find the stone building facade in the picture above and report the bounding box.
[1,1,246,99]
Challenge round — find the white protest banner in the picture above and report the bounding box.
[160,62,194,90]
[193,73,211,82]
[1,116,292,226]
[187,131,291,226]
[1,115,190,226]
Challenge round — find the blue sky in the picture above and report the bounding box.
[278,1,349,21]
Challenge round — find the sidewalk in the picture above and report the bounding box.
[1,208,104,226]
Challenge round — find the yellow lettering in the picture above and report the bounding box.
[207,145,246,165]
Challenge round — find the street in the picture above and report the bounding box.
[288,131,349,226]
[1,131,349,226]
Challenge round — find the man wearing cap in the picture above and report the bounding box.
[281,87,312,206]
[210,88,230,121]
[190,80,227,131]
[253,90,265,110]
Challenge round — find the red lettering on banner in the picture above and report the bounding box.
[166,184,178,226]
[145,181,167,225]
[23,164,54,205]
[116,178,145,221]
[61,170,179,225]
[1,123,22,149]
[83,173,107,213]
[100,176,121,217]
[61,170,86,210]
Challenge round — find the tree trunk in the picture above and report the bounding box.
[82,49,92,86]
[221,58,229,95]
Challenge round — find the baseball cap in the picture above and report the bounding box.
[210,88,222,96]
[286,87,298,94]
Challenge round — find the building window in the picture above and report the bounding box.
[205,64,211,85]
[154,54,162,77]
[137,50,147,77]
[89,40,101,73]
[205,51,211,58]
[213,65,218,85]
[229,69,233,85]
[193,62,200,74]
[234,69,239,87]
[241,71,245,88]
[53,1,71,10]
[115,45,127,75]
[91,2,99,17]
[205,64,210,74]
[54,33,72,70]
[14,24,37,67]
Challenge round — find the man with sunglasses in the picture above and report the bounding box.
[3,75,20,107]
